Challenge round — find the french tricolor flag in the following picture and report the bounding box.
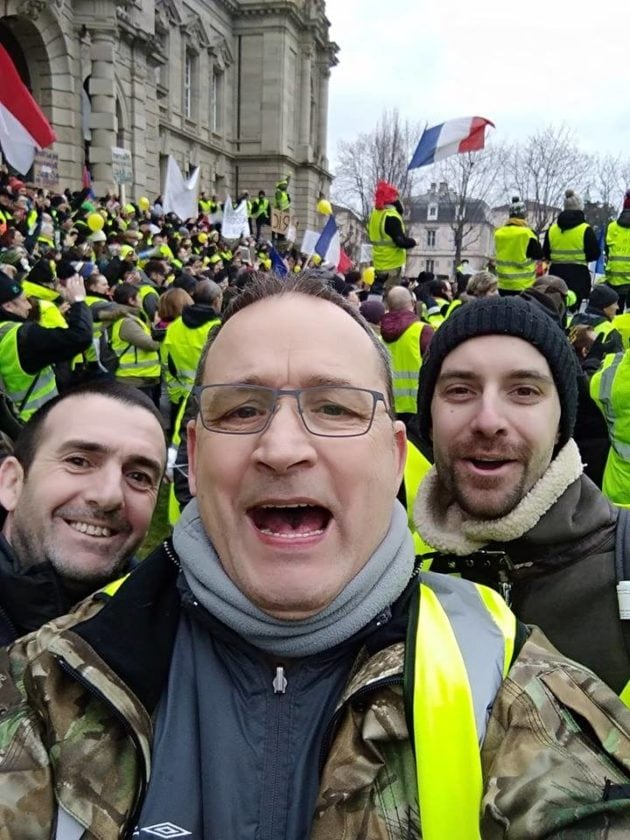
[0,44,56,175]
[314,215,341,269]
[408,116,494,170]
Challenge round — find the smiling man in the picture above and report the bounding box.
[414,294,630,695]
[0,379,166,644]
[4,278,630,837]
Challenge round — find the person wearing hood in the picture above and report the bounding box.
[605,190,630,311]
[381,286,433,426]
[367,181,416,297]
[162,278,222,426]
[543,189,600,307]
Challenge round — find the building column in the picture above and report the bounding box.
[88,29,116,195]
[298,46,312,160]
[317,65,330,169]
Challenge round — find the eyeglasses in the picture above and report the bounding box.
[193,384,393,437]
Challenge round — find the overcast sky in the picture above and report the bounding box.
[326,0,629,172]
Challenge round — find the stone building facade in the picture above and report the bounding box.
[0,0,338,228]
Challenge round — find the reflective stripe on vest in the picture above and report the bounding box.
[110,316,160,379]
[590,352,630,459]
[606,222,630,285]
[494,225,537,290]
[548,222,588,265]
[0,322,58,419]
[367,207,407,272]
[386,321,423,414]
[411,572,516,840]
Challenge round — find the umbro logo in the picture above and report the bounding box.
[140,824,192,838]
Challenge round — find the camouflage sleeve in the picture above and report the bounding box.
[481,627,630,838]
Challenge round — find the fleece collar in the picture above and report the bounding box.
[413,440,583,556]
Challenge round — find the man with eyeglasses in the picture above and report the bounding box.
[3,275,630,837]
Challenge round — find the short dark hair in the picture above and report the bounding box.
[13,380,167,475]
[112,282,138,306]
[194,272,395,409]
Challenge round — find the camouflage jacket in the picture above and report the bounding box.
[3,545,630,838]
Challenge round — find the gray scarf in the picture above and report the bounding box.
[173,498,415,657]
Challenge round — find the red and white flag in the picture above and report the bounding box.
[0,44,56,175]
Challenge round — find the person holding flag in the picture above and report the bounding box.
[367,181,416,297]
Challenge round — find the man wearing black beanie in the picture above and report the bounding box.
[413,294,630,696]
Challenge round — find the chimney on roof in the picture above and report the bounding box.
[430,182,437,194]
[439,181,448,195]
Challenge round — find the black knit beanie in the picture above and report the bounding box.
[417,296,578,447]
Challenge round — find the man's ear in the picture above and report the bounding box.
[186,418,198,497]
[393,420,408,488]
[0,457,24,513]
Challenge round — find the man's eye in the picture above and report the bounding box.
[512,386,540,399]
[64,456,90,468]
[315,402,352,416]
[444,385,473,398]
[127,471,154,488]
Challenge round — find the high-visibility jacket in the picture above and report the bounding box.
[408,571,517,839]
[72,296,109,366]
[548,222,588,265]
[494,224,538,290]
[0,322,58,420]
[21,280,67,329]
[606,221,630,287]
[167,396,190,526]
[612,313,630,349]
[254,198,270,220]
[162,315,220,404]
[274,186,290,211]
[387,321,424,414]
[590,351,630,507]
[367,207,407,272]
[110,315,160,380]
[402,439,434,557]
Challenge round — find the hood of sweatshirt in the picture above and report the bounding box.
[556,209,586,231]
[182,303,221,329]
[380,310,418,343]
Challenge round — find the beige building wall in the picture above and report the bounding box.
[0,0,338,229]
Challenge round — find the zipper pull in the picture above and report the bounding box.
[272,665,287,694]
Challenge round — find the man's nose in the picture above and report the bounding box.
[469,392,508,436]
[252,398,318,473]
[84,464,125,510]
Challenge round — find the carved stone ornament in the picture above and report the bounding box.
[16,0,58,18]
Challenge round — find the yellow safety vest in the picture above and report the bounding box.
[162,315,220,404]
[606,221,630,287]
[548,222,588,265]
[0,322,58,420]
[274,188,290,211]
[168,395,190,526]
[255,198,270,219]
[590,351,630,506]
[367,207,407,272]
[72,296,108,367]
[426,297,450,329]
[387,321,424,414]
[494,224,538,291]
[409,572,517,840]
[403,440,434,557]
[612,313,630,350]
[110,315,161,380]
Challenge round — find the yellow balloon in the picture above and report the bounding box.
[87,212,105,232]
[197,232,208,244]
[362,266,375,287]
[317,198,332,215]
[138,196,150,212]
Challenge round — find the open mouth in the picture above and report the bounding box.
[248,503,332,539]
[467,458,513,472]
[64,519,117,538]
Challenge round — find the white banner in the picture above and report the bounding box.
[221,196,250,239]
[162,155,200,221]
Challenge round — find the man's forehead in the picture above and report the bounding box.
[43,395,164,446]
[204,294,379,378]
